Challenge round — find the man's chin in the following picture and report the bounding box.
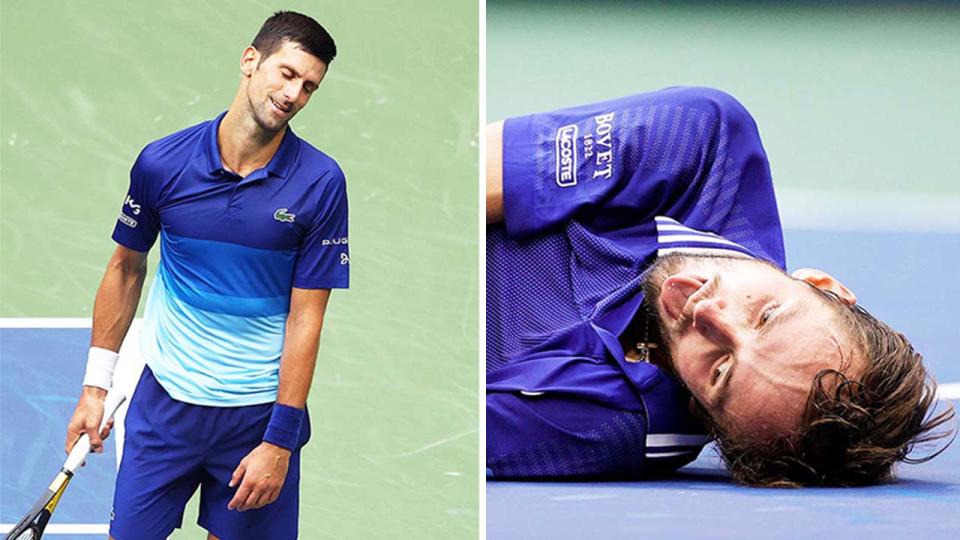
[255,114,289,134]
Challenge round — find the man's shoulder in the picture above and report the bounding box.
[135,118,211,176]
[292,137,345,185]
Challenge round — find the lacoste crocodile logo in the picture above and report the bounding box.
[273,208,296,223]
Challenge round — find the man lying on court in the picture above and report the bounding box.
[485,87,954,486]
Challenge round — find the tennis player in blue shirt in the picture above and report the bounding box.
[486,87,952,486]
[64,12,347,539]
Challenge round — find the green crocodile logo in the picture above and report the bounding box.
[273,208,296,223]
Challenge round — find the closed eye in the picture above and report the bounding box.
[711,356,731,386]
[758,304,778,327]
[711,354,737,410]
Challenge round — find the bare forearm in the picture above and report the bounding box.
[276,321,321,408]
[228,291,328,511]
[486,120,504,224]
[277,288,330,407]
[90,249,147,352]
[67,247,147,448]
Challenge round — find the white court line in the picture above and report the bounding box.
[937,383,960,401]
[0,317,92,328]
[0,524,108,535]
[777,188,960,234]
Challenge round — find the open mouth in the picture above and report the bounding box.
[270,97,291,115]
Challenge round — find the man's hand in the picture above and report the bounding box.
[228,442,291,512]
[65,386,112,455]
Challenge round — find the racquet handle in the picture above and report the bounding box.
[63,390,127,473]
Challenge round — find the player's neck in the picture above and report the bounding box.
[218,106,285,178]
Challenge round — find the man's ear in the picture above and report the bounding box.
[791,268,857,305]
[240,46,260,77]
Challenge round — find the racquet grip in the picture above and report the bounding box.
[63,390,127,473]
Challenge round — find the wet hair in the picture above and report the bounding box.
[252,11,337,65]
[708,287,956,487]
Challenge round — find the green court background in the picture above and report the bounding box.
[488,0,960,196]
[1,1,478,538]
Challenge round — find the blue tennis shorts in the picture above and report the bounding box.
[109,367,311,540]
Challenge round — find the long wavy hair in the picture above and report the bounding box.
[709,288,956,487]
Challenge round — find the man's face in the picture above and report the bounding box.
[643,255,861,441]
[242,40,327,133]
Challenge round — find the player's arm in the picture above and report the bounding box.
[492,87,771,238]
[486,120,505,224]
[91,246,148,351]
[228,287,331,512]
[65,245,148,454]
[275,287,331,408]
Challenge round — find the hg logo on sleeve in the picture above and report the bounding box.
[124,195,141,215]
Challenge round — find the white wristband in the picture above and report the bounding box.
[82,347,119,390]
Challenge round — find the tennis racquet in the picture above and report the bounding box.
[4,390,126,540]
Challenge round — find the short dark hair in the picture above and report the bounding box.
[710,288,956,487]
[252,11,337,65]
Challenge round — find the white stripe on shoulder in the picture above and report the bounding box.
[657,234,739,247]
[654,216,752,258]
[646,433,710,448]
[656,224,724,237]
[654,216,682,224]
[657,247,751,258]
[646,449,698,459]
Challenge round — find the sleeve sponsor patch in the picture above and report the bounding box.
[118,213,138,228]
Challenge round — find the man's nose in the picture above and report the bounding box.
[282,81,300,102]
[693,298,737,348]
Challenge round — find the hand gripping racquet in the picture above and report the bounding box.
[4,390,127,540]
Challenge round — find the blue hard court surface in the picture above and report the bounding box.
[1,329,118,536]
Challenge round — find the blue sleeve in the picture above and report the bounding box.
[487,391,649,479]
[487,384,707,479]
[501,87,781,253]
[486,331,708,479]
[486,344,651,478]
[292,168,350,289]
[111,148,162,252]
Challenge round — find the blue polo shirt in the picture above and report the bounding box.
[487,87,786,478]
[113,112,349,406]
